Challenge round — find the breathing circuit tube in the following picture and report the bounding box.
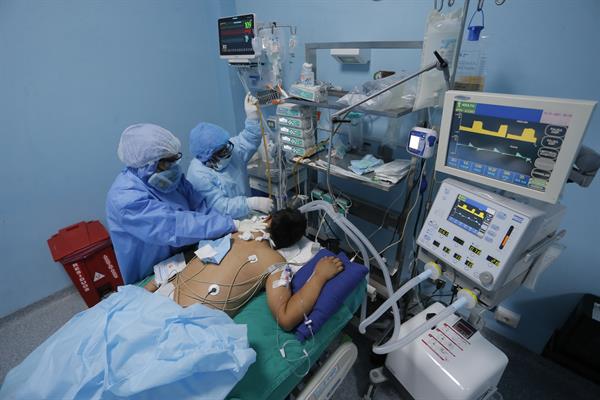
[299,200,402,338]
[299,201,479,355]
[358,262,442,334]
[373,289,478,354]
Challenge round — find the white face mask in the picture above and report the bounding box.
[211,156,232,171]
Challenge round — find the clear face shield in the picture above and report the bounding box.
[147,152,183,192]
[206,141,234,171]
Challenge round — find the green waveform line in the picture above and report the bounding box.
[456,142,533,164]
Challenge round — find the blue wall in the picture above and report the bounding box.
[0,0,236,317]
[233,0,600,352]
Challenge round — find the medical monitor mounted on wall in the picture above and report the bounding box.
[218,14,256,63]
[436,91,596,204]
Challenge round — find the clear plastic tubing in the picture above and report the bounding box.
[358,269,433,334]
[299,200,400,334]
[373,295,469,354]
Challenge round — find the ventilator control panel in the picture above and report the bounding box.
[417,179,549,292]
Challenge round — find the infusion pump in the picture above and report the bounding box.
[417,178,565,306]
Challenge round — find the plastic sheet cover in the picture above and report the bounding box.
[0,285,256,400]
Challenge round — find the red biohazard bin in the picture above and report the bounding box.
[47,221,124,307]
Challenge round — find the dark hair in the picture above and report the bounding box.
[269,208,307,249]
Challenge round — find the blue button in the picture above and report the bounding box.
[424,235,431,241]
[500,170,515,182]
[491,224,500,230]
[485,237,493,243]
[497,212,507,220]
[488,231,496,238]
[513,174,530,186]
[484,165,500,179]
[471,163,484,174]
[459,160,472,171]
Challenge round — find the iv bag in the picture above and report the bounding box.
[454,35,488,92]
[413,8,463,111]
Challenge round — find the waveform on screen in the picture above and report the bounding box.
[457,203,485,219]
[459,120,537,144]
[454,142,533,164]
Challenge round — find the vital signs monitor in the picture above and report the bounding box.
[218,14,256,63]
[436,91,596,203]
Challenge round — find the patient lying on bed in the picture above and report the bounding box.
[146,209,343,331]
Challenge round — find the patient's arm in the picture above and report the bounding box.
[266,256,343,331]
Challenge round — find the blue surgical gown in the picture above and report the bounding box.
[106,170,235,284]
[187,119,262,219]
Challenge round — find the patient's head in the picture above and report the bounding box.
[268,208,307,249]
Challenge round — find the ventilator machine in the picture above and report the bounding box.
[362,91,596,400]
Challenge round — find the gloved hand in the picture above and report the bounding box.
[247,196,274,214]
[244,92,259,121]
[234,218,268,233]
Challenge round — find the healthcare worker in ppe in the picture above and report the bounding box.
[187,93,273,219]
[106,123,237,284]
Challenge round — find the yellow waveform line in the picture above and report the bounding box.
[460,121,506,138]
[507,128,536,144]
[459,121,537,144]
[458,203,485,219]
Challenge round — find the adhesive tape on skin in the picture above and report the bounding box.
[239,231,253,241]
[272,279,288,289]
[248,254,258,263]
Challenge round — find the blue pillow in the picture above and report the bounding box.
[291,249,368,342]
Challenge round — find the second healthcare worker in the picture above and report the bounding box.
[187,93,273,219]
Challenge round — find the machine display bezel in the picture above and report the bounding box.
[436,91,596,204]
[218,14,256,61]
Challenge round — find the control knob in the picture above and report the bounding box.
[479,271,494,286]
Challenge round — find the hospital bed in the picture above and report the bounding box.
[136,277,365,400]
[228,279,365,399]
[138,250,366,397]
[138,262,367,400]
[138,200,391,399]
[228,200,394,399]
[1,200,389,399]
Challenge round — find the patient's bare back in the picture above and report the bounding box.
[174,234,285,316]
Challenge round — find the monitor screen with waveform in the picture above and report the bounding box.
[446,101,569,193]
[447,194,496,237]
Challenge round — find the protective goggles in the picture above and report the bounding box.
[213,141,234,160]
[157,152,182,170]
